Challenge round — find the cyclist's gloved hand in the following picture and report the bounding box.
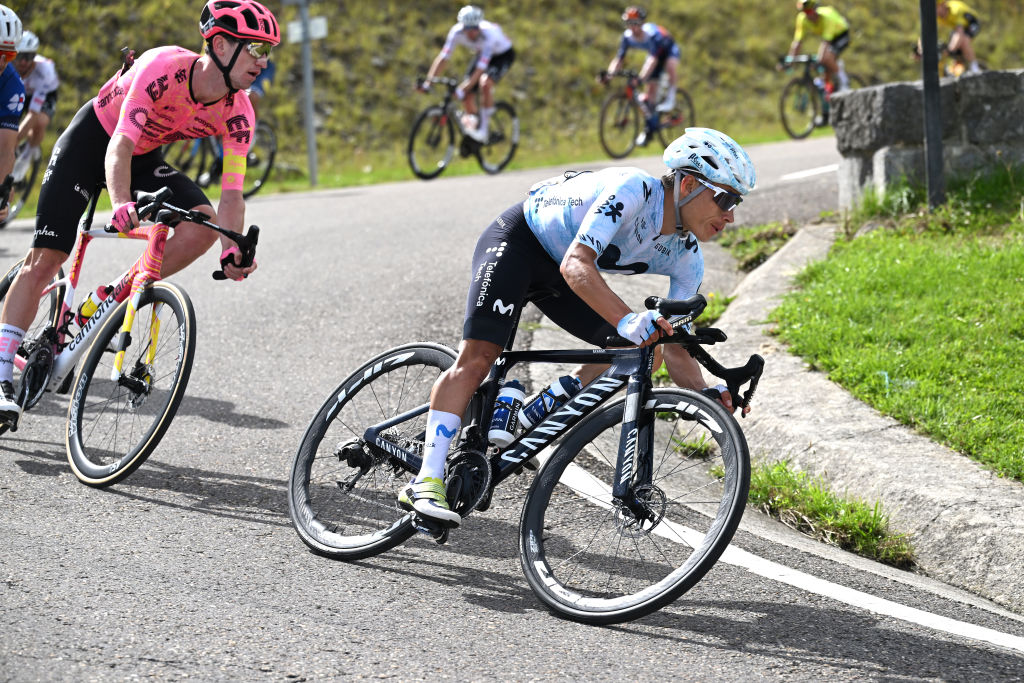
[454,87,466,101]
[616,310,663,345]
[598,71,611,85]
[701,383,736,412]
[219,245,252,281]
[111,201,139,233]
[418,80,431,93]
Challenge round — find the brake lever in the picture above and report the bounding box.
[212,225,260,280]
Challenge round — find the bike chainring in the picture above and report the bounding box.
[614,484,667,538]
[446,449,493,519]
[18,343,55,411]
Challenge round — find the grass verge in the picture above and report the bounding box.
[718,221,798,272]
[747,460,916,568]
[770,166,1024,481]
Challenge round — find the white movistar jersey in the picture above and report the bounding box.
[439,20,513,70]
[522,167,704,301]
[22,55,59,113]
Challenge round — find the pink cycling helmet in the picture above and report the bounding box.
[200,0,281,45]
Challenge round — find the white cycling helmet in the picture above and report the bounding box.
[16,29,37,54]
[0,4,22,52]
[458,5,484,28]
[663,127,757,230]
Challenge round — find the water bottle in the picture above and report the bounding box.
[76,286,111,326]
[813,76,825,91]
[518,375,583,430]
[488,379,525,447]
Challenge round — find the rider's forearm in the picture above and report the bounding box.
[427,55,448,79]
[607,57,623,74]
[104,134,137,206]
[216,189,245,242]
[560,244,633,327]
[788,41,801,57]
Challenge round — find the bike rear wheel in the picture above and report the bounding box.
[519,388,750,624]
[243,120,277,199]
[1,141,43,228]
[408,106,456,180]
[288,343,458,560]
[599,92,641,159]
[779,78,820,140]
[476,102,519,175]
[161,139,202,180]
[66,282,197,487]
[656,89,696,147]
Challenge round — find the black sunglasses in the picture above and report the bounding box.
[694,176,743,212]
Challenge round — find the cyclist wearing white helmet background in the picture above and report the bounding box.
[397,128,757,527]
[420,5,515,143]
[12,30,60,183]
[0,0,281,427]
[0,3,26,223]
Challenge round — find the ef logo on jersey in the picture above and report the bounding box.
[6,92,24,113]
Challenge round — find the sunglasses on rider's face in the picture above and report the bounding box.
[625,20,642,27]
[0,50,16,62]
[245,41,273,59]
[694,176,742,212]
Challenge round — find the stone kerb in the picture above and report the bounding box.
[831,69,1024,208]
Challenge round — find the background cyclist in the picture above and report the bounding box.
[0,4,25,224]
[936,0,982,74]
[419,5,515,144]
[0,0,280,427]
[783,0,852,93]
[12,30,59,183]
[397,127,757,528]
[601,5,681,147]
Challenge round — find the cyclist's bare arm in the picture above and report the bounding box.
[425,54,448,82]
[104,133,141,229]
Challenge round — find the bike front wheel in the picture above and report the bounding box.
[66,282,197,487]
[477,102,519,175]
[519,388,750,625]
[408,106,456,180]
[1,141,43,228]
[779,78,820,139]
[288,343,458,560]
[656,89,696,147]
[598,92,641,159]
[243,120,277,199]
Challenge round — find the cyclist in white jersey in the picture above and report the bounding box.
[419,5,515,143]
[12,31,59,181]
[397,128,758,527]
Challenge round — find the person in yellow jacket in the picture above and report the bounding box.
[937,0,982,74]
[784,0,851,92]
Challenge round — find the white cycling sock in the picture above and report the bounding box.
[0,325,26,384]
[479,106,495,133]
[417,409,462,482]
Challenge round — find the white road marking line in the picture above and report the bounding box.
[556,462,1024,654]
[780,163,839,181]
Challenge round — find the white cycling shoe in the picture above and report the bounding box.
[0,381,21,426]
[398,477,461,528]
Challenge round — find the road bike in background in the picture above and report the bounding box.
[598,70,695,159]
[161,119,277,199]
[777,55,868,140]
[288,293,763,624]
[407,76,519,180]
[0,140,45,228]
[0,185,259,486]
[912,41,986,78]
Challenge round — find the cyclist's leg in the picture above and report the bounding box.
[129,153,215,278]
[950,26,979,70]
[656,55,680,112]
[478,48,514,137]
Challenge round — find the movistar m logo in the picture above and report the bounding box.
[436,424,457,438]
[493,299,514,316]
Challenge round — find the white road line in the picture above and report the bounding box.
[780,163,839,181]
[557,462,1024,654]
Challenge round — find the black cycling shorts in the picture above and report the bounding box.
[462,202,616,348]
[960,13,981,38]
[33,100,210,254]
[463,47,516,87]
[827,31,851,55]
[23,89,59,120]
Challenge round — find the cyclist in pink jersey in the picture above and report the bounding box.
[0,0,281,427]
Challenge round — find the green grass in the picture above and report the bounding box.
[718,222,798,272]
[771,165,1024,480]
[746,460,916,568]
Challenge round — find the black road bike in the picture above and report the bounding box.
[598,70,696,159]
[407,76,519,180]
[0,140,44,228]
[777,55,868,139]
[288,294,763,625]
[161,119,277,199]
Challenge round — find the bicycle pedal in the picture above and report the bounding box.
[412,517,450,544]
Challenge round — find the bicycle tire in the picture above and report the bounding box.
[243,120,277,199]
[779,77,820,140]
[519,388,750,625]
[66,282,196,487]
[288,342,460,560]
[656,89,696,148]
[476,102,519,175]
[598,91,641,159]
[0,259,64,435]
[1,141,43,228]
[408,105,456,180]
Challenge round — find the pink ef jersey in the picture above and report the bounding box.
[92,46,254,192]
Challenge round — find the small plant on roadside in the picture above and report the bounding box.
[718,222,797,271]
[747,460,916,568]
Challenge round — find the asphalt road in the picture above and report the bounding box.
[2,138,1024,680]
